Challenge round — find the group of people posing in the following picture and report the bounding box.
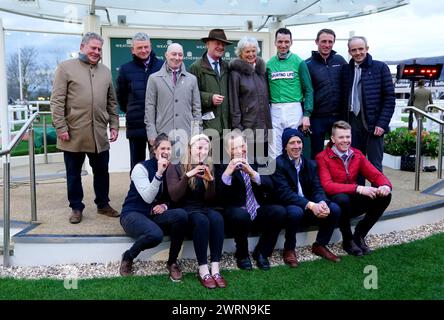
[50,26,395,289]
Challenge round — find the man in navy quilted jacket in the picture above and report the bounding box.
[306,29,347,159]
[342,36,395,173]
[116,32,163,170]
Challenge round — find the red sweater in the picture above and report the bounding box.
[315,144,392,196]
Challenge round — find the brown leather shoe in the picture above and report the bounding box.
[283,249,299,268]
[119,256,133,276]
[212,273,227,288]
[198,273,217,289]
[97,205,120,218]
[312,243,341,263]
[167,263,182,282]
[69,209,83,224]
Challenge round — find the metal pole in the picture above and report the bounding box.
[28,126,38,223]
[0,18,10,149]
[42,115,48,164]
[18,46,23,101]
[3,154,11,267]
[408,79,415,130]
[438,113,443,179]
[414,114,423,191]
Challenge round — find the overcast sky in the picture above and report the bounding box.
[290,0,444,61]
[1,0,443,62]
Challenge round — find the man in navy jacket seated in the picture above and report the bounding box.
[218,130,286,271]
[272,128,341,267]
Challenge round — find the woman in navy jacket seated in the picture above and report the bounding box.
[166,134,226,289]
[119,133,188,282]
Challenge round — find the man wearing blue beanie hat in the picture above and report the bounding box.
[281,128,305,154]
[272,127,342,266]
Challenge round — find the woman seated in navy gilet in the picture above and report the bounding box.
[119,133,188,282]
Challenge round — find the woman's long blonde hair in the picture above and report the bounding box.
[181,134,213,191]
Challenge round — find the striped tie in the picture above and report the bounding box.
[240,170,259,220]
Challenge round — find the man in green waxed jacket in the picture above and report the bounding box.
[189,29,232,163]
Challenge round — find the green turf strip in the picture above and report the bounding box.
[1,233,443,300]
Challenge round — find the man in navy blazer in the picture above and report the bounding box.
[218,130,286,271]
[272,128,341,267]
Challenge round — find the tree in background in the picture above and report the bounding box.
[7,46,53,101]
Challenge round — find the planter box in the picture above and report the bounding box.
[383,153,401,169]
[401,154,416,172]
[383,153,444,171]
[423,156,444,168]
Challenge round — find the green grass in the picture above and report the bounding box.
[1,233,443,300]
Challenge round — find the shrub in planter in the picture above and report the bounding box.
[384,127,443,157]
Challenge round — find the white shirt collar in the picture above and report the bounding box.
[207,54,219,66]
[332,145,353,159]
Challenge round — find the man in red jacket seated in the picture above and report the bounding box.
[316,120,392,256]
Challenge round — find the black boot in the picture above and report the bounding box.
[353,235,372,255]
[342,239,363,256]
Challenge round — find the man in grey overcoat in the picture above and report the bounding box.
[145,43,202,159]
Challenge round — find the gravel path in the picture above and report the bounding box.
[1,219,443,280]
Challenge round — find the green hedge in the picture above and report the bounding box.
[384,127,444,157]
[11,142,59,157]
[10,126,58,157]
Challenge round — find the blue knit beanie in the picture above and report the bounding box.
[281,128,304,153]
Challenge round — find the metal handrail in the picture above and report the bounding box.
[404,106,444,190]
[426,104,444,113]
[425,104,444,180]
[38,111,52,164]
[1,112,40,266]
[0,112,39,156]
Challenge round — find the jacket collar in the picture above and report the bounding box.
[157,62,187,93]
[201,51,227,76]
[78,53,99,67]
[160,61,186,75]
[282,153,305,187]
[325,142,355,159]
[228,57,266,75]
[348,53,373,69]
[311,50,337,63]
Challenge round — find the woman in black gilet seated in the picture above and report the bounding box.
[119,133,188,282]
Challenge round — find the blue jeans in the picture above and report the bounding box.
[120,209,188,265]
[310,115,340,159]
[63,150,110,211]
[349,112,384,172]
[285,202,341,249]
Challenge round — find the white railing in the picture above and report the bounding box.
[8,101,50,136]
